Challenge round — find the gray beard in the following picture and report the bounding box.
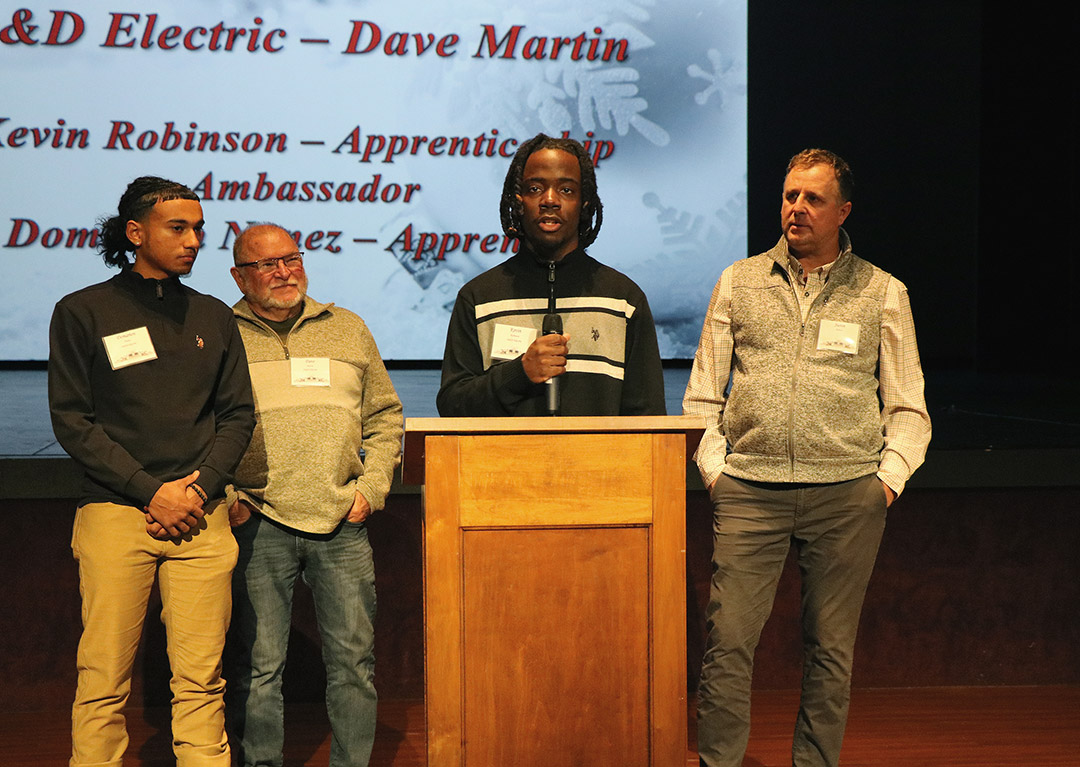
[261,291,305,311]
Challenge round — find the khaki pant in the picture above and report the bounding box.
[70,501,237,767]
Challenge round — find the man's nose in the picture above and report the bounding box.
[540,188,559,206]
[272,258,292,276]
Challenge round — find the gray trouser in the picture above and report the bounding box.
[697,473,887,767]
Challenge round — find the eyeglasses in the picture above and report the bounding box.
[235,252,304,274]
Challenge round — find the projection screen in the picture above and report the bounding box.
[0,0,747,360]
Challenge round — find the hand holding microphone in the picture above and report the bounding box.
[522,319,569,415]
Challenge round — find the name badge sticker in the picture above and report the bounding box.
[491,323,537,360]
[817,320,860,355]
[102,326,158,370]
[291,357,331,386]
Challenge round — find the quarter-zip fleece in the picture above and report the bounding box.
[48,268,255,505]
[230,297,403,534]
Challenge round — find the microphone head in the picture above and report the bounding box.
[543,313,563,335]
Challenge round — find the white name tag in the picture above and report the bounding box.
[291,357,331,386]
[817,320,860,355]
[102,326,158,370]
[491,323,537,360]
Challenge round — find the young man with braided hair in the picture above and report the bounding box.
[48,176,254,767]
[437,133,665,416]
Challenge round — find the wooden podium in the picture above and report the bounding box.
[403,416,703,767]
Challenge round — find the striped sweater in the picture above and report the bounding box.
[437,247,666,416]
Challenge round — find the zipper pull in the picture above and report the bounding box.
[155,281,163,299]
[548,260,556,283]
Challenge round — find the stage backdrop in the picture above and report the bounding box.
[0,0,747,361]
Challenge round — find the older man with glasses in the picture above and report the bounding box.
[224,223,403,767]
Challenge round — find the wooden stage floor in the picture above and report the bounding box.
[1,686,1076,766]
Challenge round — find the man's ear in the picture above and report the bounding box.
[230,267,246,294]
[838,200,852,226]
[125,219,142,248]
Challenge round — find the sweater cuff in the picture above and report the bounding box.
[195,465,225,500]
[126,470,163,508]
[353,479,386,514]
[494,357,535,407]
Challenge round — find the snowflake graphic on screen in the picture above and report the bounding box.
[638,189,748,357]
[688,48,747,107]
[448,3,672,147]
[528,60,670,146]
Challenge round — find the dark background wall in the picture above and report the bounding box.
[3,488,1077,711]
[747,3,1078,374]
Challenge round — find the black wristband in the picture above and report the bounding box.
[188,483,208,503]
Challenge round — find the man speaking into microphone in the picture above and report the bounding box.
[437,133,665,417]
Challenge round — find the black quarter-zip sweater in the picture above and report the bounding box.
[48,268,255,507]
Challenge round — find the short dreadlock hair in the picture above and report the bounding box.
[499,133,603,249]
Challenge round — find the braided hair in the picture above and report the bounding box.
[98,176,199,268]
[499,133,603,249]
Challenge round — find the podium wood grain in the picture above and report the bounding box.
[418,422,694,767]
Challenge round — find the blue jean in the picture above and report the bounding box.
[226,514,377,767]
[697,473,887,767]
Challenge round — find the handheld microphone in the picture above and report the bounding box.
[542,312,562,415]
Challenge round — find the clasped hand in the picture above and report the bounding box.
[144,470,206,539]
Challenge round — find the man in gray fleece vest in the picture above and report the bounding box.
[223,223,403,767]
[684,150,931,767]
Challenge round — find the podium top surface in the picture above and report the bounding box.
[402,415,705,486]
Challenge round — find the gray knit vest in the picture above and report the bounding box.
[723,236,890,484]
